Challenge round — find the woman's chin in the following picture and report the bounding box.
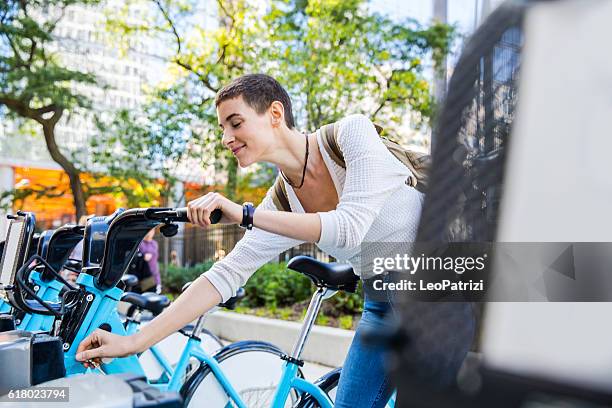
[237,156,254,168]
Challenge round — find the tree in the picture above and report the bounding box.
[101,0,269,200]
[91,86,197,207]
[101,0,454,200]
[263,0,454,131]
[0,0,101,219]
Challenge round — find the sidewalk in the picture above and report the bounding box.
[205,310,354,368]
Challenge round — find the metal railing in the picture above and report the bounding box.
[156,224,331,272]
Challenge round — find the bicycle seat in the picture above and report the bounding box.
[121,292,170,316]
[181,281,246,309]
[287,256,359,292]
[119,274,139,290]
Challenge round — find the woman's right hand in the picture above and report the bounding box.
[75,329,140,368]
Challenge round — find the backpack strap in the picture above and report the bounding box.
[271,176,291,212]
[320,122,345,168]
[320,121,385,169]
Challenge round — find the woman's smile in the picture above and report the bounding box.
[232,144,246,155]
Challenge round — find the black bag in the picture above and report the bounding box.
[127,251,156,293]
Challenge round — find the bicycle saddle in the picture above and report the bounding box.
[181,282,246,309]
[121,292,170,316]
[119,274,139,291]
[287,256,359,292]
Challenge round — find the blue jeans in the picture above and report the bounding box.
[334,297,394,408]
[334,296,476,407]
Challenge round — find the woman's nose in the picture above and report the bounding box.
[222,130,234,147]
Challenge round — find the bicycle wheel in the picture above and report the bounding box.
[139,328,224,381]
[181,340,302,408]
[295,367,340,408]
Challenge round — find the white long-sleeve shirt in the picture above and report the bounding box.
[204,114,424,302]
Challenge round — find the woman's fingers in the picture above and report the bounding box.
[187,193,221,228]
[75,329,132,367]
[76,330,107,362]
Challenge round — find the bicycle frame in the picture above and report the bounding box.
[16,270,63,331]
[269,286,334,408]
[273,361,333,408]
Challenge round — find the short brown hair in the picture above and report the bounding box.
[215,74,295,129]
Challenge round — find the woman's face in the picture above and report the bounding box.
[217,96,276,167]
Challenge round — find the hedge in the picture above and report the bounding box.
[162,261,363,315]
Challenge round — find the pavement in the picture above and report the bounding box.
[296,359,334,381]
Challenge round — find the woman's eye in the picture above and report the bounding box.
[232,122,241,128]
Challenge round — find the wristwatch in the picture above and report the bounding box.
[240,202,255,230]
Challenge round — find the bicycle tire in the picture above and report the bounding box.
[181,340,303,408]
[296,367,395,408]
[295,367,340,408]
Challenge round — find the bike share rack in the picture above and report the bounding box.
[0,208,193,406]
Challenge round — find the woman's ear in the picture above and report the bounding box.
[269,101,285,127]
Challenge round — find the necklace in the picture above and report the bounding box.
[280,133,309,189]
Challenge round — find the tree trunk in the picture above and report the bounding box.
[40,114,87,220]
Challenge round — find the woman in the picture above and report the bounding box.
[76,74,424,407]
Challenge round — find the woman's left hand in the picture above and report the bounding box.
[186,192,243,228]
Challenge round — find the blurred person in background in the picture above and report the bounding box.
[139,228,161,293]
[170,250,180,267]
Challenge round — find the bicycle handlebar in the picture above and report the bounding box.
[11,255,79,317]
[144,207,222,224]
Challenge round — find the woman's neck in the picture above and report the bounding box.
[264,127,315,185]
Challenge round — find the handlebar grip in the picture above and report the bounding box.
[176,208,223,224]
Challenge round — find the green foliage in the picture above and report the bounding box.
[0,1,100,112]
[163,260,364,316]
[315,314,330,326]
[0,0,103,218]
[326,282,363,316]
[338,315,354,330]
[242,262,313,309]
[91,86,199,204]
[162,260,215,293]
[261,0,455,131]
[102,0,455,198]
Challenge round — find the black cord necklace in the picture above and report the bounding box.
[280,133,309,189]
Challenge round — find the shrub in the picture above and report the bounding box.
[162,261,215,294]
[242,262,313,308]
[162,260,364,316]
[338,315,354,330]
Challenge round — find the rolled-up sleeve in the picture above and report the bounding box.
[202,191,305,302]
[316,114,411,250]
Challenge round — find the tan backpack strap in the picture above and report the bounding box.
[373,123,384,134]
[272,176,291,212]
[320,122,345,168]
